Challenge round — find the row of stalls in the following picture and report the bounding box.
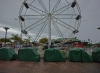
[0,42,32,49]
[0,47,100,62]
[54,38,96,49]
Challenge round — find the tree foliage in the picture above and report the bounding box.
[0,38,11,42]
[23,38,30,44]
[39,37,48,44]
[10,34,22,43]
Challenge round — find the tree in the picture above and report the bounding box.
[10,34,22,44]
[39,37,48,44]
[0,38,11,42]
[23,38,30,44]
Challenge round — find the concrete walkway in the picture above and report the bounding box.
[0,60,100,73]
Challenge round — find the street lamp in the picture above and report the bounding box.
[88,39,90,48]
[4,27,9,47]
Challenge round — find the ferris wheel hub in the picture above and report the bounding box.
[48,13,52,17]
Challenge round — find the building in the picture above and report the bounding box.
[54,37,83,48]
[73,41,83,48]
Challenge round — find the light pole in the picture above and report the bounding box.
[97,27,100,47]
[4,27,9,47]
[88,39,90,48]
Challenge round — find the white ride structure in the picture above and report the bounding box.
[19,0,81,48]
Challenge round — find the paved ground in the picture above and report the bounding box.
[0,59,100,73]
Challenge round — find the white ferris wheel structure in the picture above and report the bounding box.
[19,0,81,47]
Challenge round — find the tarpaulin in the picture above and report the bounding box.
[0,48,17,61]
[18,47,40,62]
[92,48,100,62]
[44,48,66,62]
[68,48,92,62]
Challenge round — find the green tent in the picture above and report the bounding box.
[92,48,100,62]
[68,48,92,62]
[0,48,17,61]
[44,48,66,62]
[18,47,40,62]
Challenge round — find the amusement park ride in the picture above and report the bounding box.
[19,0,81,48]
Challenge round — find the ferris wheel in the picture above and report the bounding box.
[19,0,81,46]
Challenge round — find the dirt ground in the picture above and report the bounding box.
[0,59,100,73]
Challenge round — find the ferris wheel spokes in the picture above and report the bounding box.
[20,14,46,21]
[52,16,76,30]
[52,19,66,42]
[52,14,78,20]
[25,33,35,42]
[27,19,48,31]
[29,7,42,15]
[28,4,47,14]
[34,21,48,41]
[30,0,35,5]
[65,0,69,4]
[52,18,73,31]
[38,0,48,13]
[21,14,46,17]
[51,0,61,13]
[24,16,47,30]
[23,2,47,14]
[52,3,71,14]
[52,14,78,16]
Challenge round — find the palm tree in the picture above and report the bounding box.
[10,34,21,43]
[11,34,23,45]
[10,34,23,48]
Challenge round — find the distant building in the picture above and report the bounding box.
[54,37,83,48]
[1,42,13,47]
[73,41,83,48]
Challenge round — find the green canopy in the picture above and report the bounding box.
[44,48,66,62]
[92,48,100,62]
[0,48,17,61]
[68,48,92,62]
[18,47,40,62]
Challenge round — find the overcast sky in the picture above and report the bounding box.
[0,0,100,44]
